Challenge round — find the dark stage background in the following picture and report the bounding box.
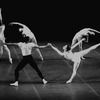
[1,1,100,43]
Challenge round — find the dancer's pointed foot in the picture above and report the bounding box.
[66,80,72,84]
[40,57,43,61]
[42,79,47,84]
[10,81,18,86]
[9,58,13,64]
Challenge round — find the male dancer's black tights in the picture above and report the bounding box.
[15,55,44,81]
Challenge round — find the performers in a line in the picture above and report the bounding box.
[1,8,100,85]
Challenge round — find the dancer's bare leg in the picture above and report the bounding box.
[80,43,100,57]
[66,43,100,83]
[79,41,85,59]
[66,62,80,83]
[3,45,12,64]
[78,39,85,59]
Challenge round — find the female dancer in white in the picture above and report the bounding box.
[9,22,44,61]
[48,39,100,83]
[71,28,100,51]
[0,8,12,63]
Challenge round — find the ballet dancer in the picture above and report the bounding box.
[48,38,100,83]
[9,22,44,61]
[0,8,12,63]
[7,37,50,86]
[71,28,100,51]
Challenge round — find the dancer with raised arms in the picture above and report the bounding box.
[71,28,100,51]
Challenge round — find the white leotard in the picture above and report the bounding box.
[63,51,81,62]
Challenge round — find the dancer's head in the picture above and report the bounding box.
[63,45,71,52]
[19,28,24,32]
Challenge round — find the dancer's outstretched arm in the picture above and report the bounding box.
[9,22,25,27]
[71,38,85,50]
[30,43,50,49]
[4,43,19,46]
[89,28,100,34]
[9,22,33,36]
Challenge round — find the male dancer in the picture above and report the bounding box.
[71,28,100,51]
[8,37,49,86]
[9,22,44,61]
[48,38,100,83]
[0,8,12,63]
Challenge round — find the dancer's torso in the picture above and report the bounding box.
[18,43,34,56]
[63,51,81,62]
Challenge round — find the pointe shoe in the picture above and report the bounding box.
[43,79,47,84]
[66,80,72,84]
[40,57,43,61]
[9,58,13,64]
[10,81,18,86]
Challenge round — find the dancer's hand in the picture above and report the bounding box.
[82,38,85,41]
[19,28,23,32]
[47,43,52,47]
[90,31,95,35]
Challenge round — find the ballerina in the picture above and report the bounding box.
[48,38,100,83]
[71,28,100,51]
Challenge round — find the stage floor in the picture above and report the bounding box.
[0,42,100,100]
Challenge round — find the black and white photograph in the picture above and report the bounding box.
[0,1,100,100]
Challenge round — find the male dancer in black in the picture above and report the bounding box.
[9,37,49,86]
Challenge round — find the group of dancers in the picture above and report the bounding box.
[0,8,100,86]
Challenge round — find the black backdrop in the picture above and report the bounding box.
[1,1,100,43]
